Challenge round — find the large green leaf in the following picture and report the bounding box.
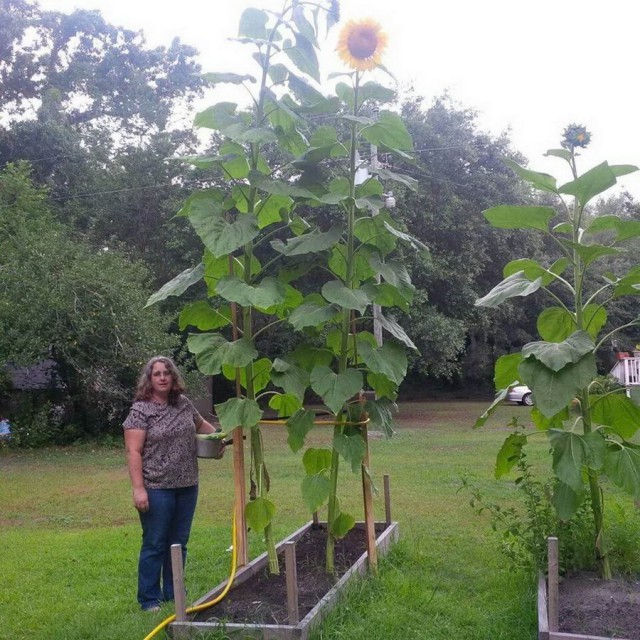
[330,511,356,538]
[194,102,240,130]
[245,497,275,532]
[364,398,396,437]
[334,432,366,473]
[537,306,606,342]
[303,447,333,475]
[330,244,376,282]
[361,112,413,151]
[536,307,575,343]
[216,276,287,309]
[218,141,250,179]
[301,473,331,512]
[531,406,569,431]
[519,353,597,417]
[271,358,309,401]
[371,166,419,192]
[310,366,362,415]
[255,194,292,229]
[474,388,509,428]
[503,258,570,287]
[236,127,278,146]
[548,429,606,492]
[613,266,640,297]
[284,33,320,82]
[495,433,527,479]
[368,255,414,293]
[189,206,260,258]
[559,161,619,206]
[590,393,640,439]
[559,240,620,267]
[286,409,315,452]
[179,302,231,331]
[187,334,257,375]
[552,481,584,520]
[483,205,556,231]
[222,357,272,394]
[475,272,542,308]
[271,224,342,256]
[354,214,397,256]
[366,372,398,401]
[358,341,407,385]
[321,281,371,314]
[288,302,340,330]
[202,72,256,85]
[494,353,522,390]
[290,345,334,372]
[238,7,268,38]
[378,314,417,350]
[269,393,302,419]
[604,442,640,499]
[522,331,594,372]
[145,263,204,308]
[585,215,640,243]
[502,158,558,193]
[215,397,263,429]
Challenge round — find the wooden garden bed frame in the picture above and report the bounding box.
[538,537,629,640]
[171,519,399,639]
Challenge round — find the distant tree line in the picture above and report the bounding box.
[1,0,637,444]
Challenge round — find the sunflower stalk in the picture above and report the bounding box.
[476,124,639,579]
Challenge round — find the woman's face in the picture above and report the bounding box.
[150,361,173,397]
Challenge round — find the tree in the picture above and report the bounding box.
[389,95,548,385]
[0,162,179,437]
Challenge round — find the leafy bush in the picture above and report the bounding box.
[461,450,594,575]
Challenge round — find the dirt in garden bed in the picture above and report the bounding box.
[559,571,640,639]
[192,523,384,626]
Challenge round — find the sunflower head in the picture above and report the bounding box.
[561,123,591,150]
[337,19,388,71]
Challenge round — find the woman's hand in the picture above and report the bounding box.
[133,487,149,512]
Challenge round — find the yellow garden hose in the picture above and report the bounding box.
[143,507,238,640]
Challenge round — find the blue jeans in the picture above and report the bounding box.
[137,485,199,610]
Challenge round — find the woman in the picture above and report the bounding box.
[123,356,221,612]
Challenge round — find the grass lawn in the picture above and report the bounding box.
[2,400,633,640]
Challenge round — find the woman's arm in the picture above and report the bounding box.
[124,429,149,512]
[196,418,219,434]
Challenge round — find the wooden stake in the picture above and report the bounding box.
[233,426,248,567]
[284,542,299,624]
[312,510,319,527]
[170,544,187,622]
[548,536,559,632]
[361,418,378,573]
[383,474,391,526]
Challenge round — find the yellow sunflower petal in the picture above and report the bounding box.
[337,19,388,71]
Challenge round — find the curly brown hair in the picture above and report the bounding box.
[135,356,186,405]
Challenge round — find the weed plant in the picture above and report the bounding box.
[461,450,595,576]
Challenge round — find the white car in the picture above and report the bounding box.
[507,385,534,406]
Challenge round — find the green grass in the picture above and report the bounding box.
[1,400,635,640]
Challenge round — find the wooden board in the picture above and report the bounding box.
[172,520,399,640]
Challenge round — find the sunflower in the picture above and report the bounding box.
[336,19,388,71]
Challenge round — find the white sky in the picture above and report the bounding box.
[38,0,640,199]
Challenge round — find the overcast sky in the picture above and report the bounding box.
[38,0,640,199]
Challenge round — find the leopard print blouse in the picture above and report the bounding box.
[123,395,203,489]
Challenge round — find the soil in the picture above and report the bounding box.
[559,571,640,639]
[192,523,383,626]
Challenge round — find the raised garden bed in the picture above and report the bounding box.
[538,537,640,640]
[170,519,399,639]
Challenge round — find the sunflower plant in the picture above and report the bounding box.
[147,2,423,575]
[475,126,639,579]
